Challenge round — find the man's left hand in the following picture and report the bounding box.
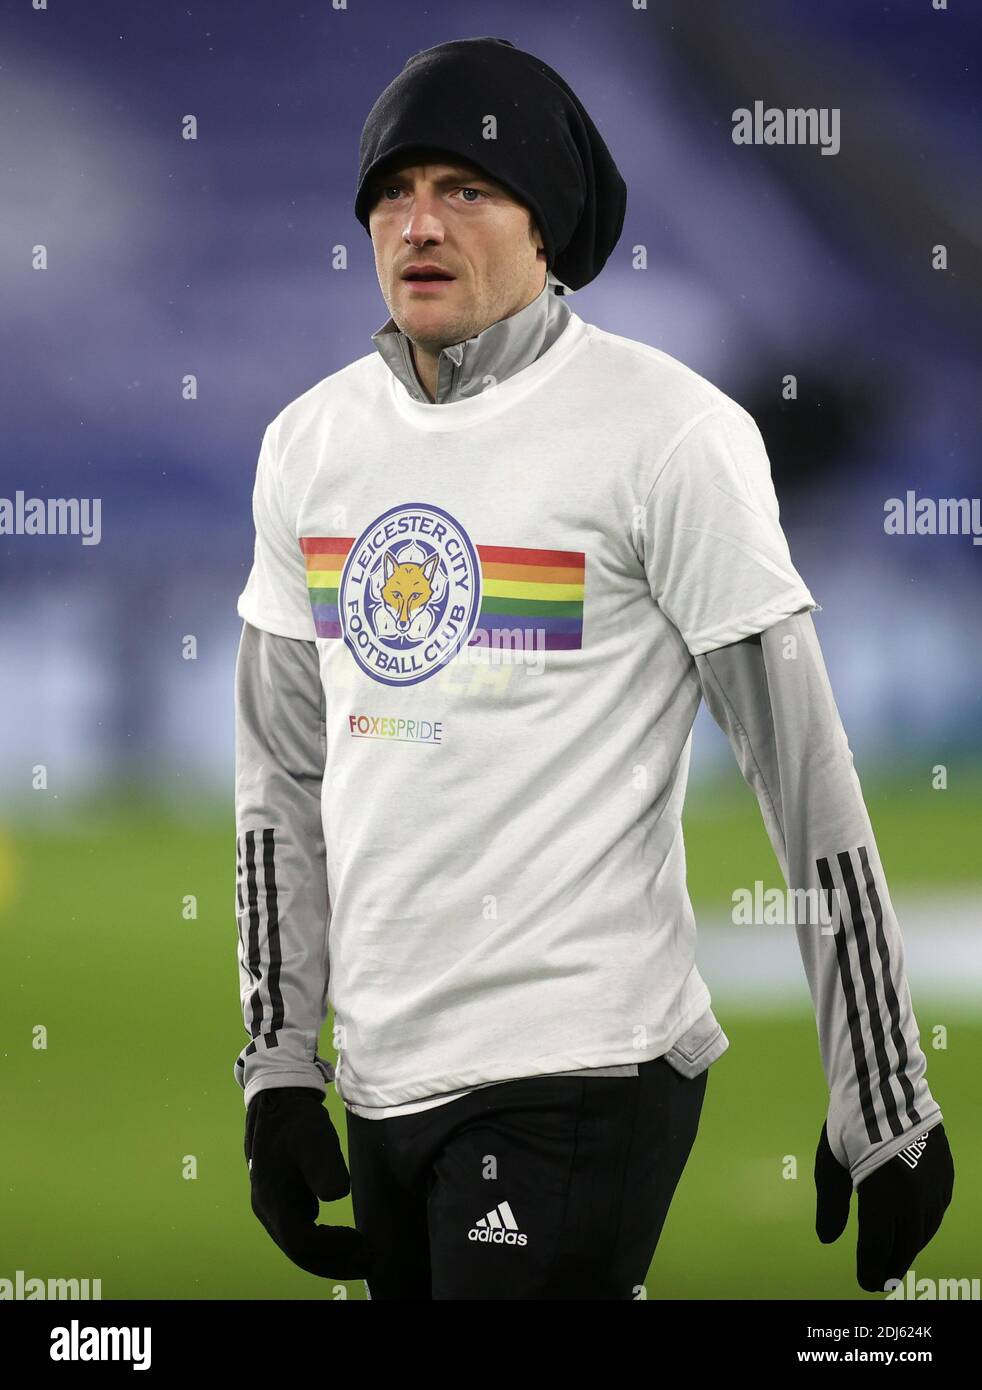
[814,1120,954,1292]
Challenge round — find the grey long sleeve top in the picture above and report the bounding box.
[233,278,941,1179]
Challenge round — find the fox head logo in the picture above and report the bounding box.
[339,502,481,685]
[380,548,441,634]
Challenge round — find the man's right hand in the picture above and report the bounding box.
[244,1086,375,1279]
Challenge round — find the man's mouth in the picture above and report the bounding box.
[402,266,456,283]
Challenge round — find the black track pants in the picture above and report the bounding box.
[344,1055,708,1300]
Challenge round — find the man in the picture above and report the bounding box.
[234,37,953,1300]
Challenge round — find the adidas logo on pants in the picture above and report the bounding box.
[468,1201,528,1246]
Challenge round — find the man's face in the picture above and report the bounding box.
[367,157,548,351]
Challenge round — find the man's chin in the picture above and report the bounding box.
[396,310,474,352]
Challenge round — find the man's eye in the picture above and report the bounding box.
[377,185,486,203]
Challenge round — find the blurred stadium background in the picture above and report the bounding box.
[1,0,978,1300]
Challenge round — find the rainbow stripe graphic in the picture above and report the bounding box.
[301,536,348,639]
[475,543,584,650]
[300,536,585,649]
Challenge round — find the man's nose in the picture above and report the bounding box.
[402,190,446,244]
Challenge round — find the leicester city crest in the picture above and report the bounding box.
[338,502,483,686]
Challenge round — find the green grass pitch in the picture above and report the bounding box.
[1,770,977,1299]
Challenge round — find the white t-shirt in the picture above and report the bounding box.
[237,310,818,1113]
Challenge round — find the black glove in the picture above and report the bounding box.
[815,1119,954,1292]
[244,1085,375,1279]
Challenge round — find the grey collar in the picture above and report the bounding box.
[370,279,572,404]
